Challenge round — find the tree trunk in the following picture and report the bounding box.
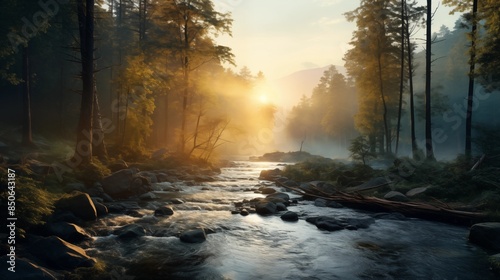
[22,44,33,146]
[377,48,390,155]
[405,3,418,158]
[465,0,478,161]
[74,0,95,164]
[395,0,405,155]
[424,0,435,160]
[180,16,190,154]
[92,86,108,161]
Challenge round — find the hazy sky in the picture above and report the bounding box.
[214,0,460,80]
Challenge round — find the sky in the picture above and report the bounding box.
[214,0,461,80]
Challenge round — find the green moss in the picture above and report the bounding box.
[0,174,54,237]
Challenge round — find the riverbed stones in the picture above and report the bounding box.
[281,211,299,221]
[180,228,207,243]
[55,192,97,221]
[306,216,375,231]
[255,201,277,215]
[259,168,282,180]
[30,236,96,270]
[44,222,92,243]
[101,168,137,197]
[154,206,174,217]
[383,191,410,202]
[114,224,147,239]
[266,192,290,201]
[314,198,343,208]
[469,222,500,251]
[260,187,277,194]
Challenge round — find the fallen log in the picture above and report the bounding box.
[275,180,488,226]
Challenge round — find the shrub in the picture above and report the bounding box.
[0,172,54,237]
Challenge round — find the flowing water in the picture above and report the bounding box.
[87,161,495,280]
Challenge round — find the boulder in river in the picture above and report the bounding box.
[44,222,92,243]
[259,168,282,180]
[154,206,174,217]
[469,222,500,252]
[180,228,207,243]
[55,192,97,221]
[114,224,147,239]
[314,198,343,208]
[260,187,277,194]
[101,168,137,197]
[255,201,277,215]
[266,192,290,201]
[30,236,96,270]
[281,211,299,222]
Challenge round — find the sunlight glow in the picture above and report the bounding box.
[258,94,269,104]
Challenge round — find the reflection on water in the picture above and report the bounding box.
[88,161,495,279]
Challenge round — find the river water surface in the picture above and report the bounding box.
[88,161,495,279]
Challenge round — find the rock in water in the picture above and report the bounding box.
[114,224,147,239]
[154,206,174,217]
[180,228,207,243]
[255,201,277,215]
[266,192,290,201]
[101,169,137,198]
[44,222,92,243]
[469,222,500,251]
[55,192,97,221]
[281,211,299,222]
[30,236,96,270]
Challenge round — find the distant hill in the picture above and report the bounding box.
[270,65,346,110]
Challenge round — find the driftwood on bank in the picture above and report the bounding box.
[275,180,488,226]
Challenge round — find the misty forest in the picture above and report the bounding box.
[1,0,500,279]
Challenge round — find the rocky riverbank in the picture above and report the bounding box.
[2,161,499,279]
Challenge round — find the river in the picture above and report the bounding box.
[87,161,496,280]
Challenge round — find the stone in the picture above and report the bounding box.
[30,236,96,270]
[0,256,58,279]
[372,212,406,220]
[154,206,174,217]
[275,202,287,211]
[240,209,249,216]
[281,211,299,222]
[255,201,277,215]
[266,192,290,201]
[170,198,184,204]
[260,187,276,194]
[45,222,92,243]
[91,199,108,217]
[314,198,329,207]
[138,171,158,184]
[101,169,137,198]
[314,198,343,208]
[114,224,146,239]
[55,192,97,221]
[258,168,281,180]
[139,192,158,201]
[180,228,207,243]
[406,186,429,197]
[469,222,500,252]
[384,191,410,202]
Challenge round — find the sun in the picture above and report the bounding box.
[258,94,269,104]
